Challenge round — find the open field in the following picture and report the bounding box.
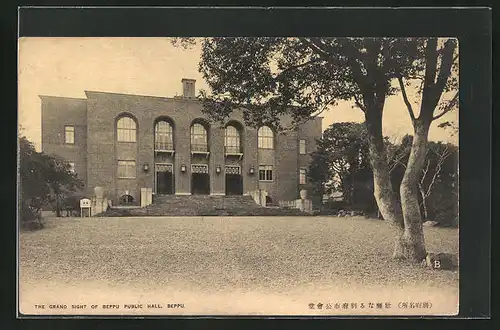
[19,216,459,316]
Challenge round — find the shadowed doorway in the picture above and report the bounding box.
[191,164,210,195]
[225,165,243,195]
[155,163,174,194]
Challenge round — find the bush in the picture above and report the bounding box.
[20,202,44,230]
[51,193,90,217]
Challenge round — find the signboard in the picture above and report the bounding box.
[80,198,91,208]
[80,198,91,217]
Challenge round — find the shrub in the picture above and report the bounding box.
[20,202,44,230]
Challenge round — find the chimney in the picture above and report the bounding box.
[181,78,196,98]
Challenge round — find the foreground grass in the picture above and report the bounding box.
[20,216,458,289]
[19,216,458,315]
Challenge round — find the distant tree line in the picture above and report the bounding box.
[308,122,458,227]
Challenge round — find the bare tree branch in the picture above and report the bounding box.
[353,94,366,112]
[422,145,452,198]
[433,91,459,121]
[407,74,426,81]
[397,76,416,122]
[434,39,458,94]
[302,38,369,92]
[298,38,335,63]
[388,148,408,173]
[275,58,324,78]
[420,159,431,187]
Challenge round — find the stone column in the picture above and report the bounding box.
[93,186,105,215]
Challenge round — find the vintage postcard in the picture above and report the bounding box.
[18,35,461,317]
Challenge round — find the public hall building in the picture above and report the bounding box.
[40,79,322,206]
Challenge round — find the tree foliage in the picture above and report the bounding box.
[19,136,50,214]
[19,135,84,223]
[309,126,458,226]
[308,122,372,206]
[194,37,425,131]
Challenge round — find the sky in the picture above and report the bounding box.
[18,37,458,151]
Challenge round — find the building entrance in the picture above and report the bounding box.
[191,164,210,195]
[155,164,174,194]
[225,166,243,195]
[225,175,243,195]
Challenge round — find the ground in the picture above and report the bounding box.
[19,216,459,316]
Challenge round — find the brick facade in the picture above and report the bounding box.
[40,84,322,205]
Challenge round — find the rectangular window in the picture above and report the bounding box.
[117,160,136,179]
[65,126,75,144]
[299,139,307,155]
[299,168,307,184]
[68,161,75,173]
[259,165,273,181]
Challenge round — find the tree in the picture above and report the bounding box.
[44,154,84,217]
[308,122,372,207]
[417,143,456,221]
[19,136,50,224]
[387,135,458,225]
[307,147,330,201]
[396,38,458,260]
[177,37,453,262]
[19,135,84,220]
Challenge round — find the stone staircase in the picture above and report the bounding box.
[96,195,308,217]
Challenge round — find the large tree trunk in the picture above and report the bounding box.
[364,105,405,258]
[399,123,429,262]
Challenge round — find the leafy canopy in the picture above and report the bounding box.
[196,37,426,130]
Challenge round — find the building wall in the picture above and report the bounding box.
[40,96,88,188]
[41,91,322,204]
[298,116,323,194]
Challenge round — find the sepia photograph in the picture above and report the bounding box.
[18,35,461,316]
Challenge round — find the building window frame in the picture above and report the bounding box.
[117,160,136,179]
[116,116,137,142]
[299,167,307,185]
[65,125,75,144]
[299,139,307,155]
[191,123,208,152]
[258,126,274,149]
[225,125,241,153]
[259,165,274,182]
[154,120,174,151]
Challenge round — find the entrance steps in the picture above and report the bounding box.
[96,195,308,217]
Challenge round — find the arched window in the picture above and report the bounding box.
[117,116,137,142]
[258,126,274,149]
[155,120,174,150]
[191,123,208,152]
[225,125,241,153]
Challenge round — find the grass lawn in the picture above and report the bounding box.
[19,216,459,316]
